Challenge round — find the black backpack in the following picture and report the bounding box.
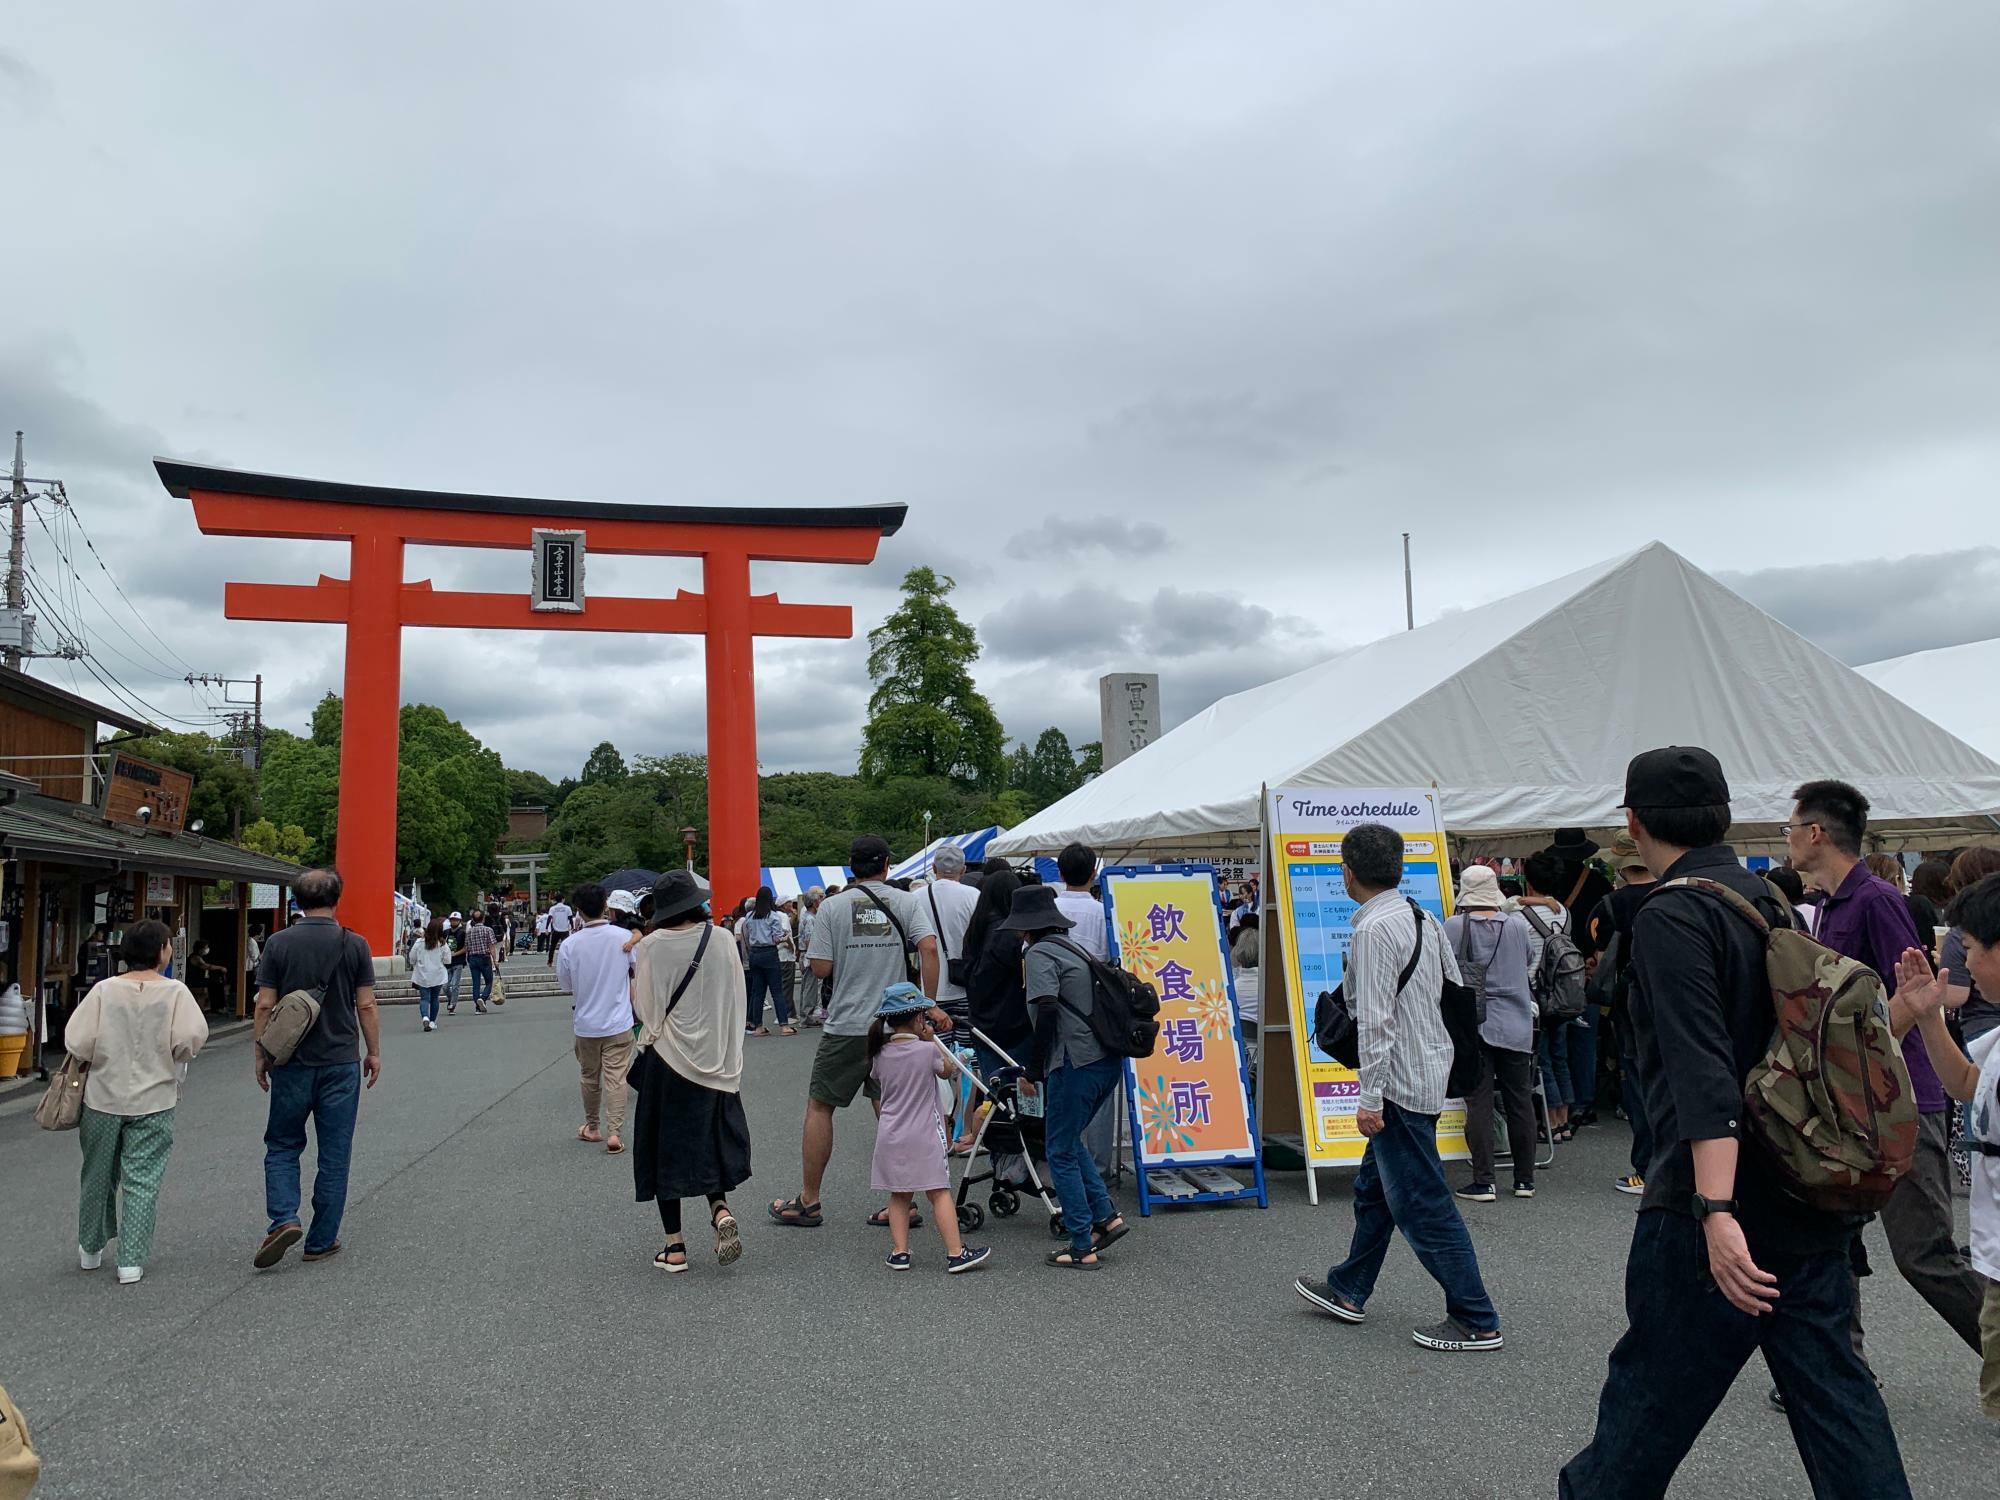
[1314,899,1482,1099]
[1044,936,1162,1060]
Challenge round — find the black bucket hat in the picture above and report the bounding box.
[649,870,710,924]
[995,884,1075,934]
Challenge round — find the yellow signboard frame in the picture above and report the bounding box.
[1264,786,1468,1202]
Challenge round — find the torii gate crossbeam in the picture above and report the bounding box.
[159,460,904,954]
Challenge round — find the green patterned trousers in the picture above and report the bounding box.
[78,1104,177,1268]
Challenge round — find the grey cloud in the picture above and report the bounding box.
[1003,515,1169,562]
[1723,548,2000,666]
[8,4,2000,787]
[983,585,1310,666]
[1091,390,1337,469]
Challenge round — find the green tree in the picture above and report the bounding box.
[1024,726,1080,806]
[580,741,628,785]
[858,567,1005,789]
[239,818,315,862]
[542,751,708,891]
[260,728,339,862]
[504,767,559,808]
[310,693,343,746]
[1003,742,1033,794]
[1076,741,1104,780]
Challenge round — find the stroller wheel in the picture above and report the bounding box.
[1048,1214,1069,1240]
[989,1189,1020,1218]
[957,1202,985,1231]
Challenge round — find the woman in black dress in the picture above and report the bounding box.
[629,871,753,1273]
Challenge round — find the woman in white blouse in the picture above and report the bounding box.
[62,919,208,1284]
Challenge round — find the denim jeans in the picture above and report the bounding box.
[1565,1005,1599,1110]
[1618,1018,1653,1177]
[1327,1099,1498,1332]
[445,964,464,1009]
[468,954,493,1006]
[264,1061,362,1253]
[1538,1025,1574,1108]
[1045,1056,1122,1251]
[744,947,789,1027]
[1561,1210,1909,1499]
[416,985,441,1024]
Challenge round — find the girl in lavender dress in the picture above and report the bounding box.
[869,983,991,1274]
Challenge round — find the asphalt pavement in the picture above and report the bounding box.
[1,957,1990,1499]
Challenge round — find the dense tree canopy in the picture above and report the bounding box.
[858,567,1005,789]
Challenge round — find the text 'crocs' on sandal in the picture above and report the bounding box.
[767,1196,823,1228]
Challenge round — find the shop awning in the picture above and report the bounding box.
[0,792,306,885]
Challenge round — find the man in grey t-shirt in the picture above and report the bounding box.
[768,836,941,1230]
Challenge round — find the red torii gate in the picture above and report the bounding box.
[158,460,904,955]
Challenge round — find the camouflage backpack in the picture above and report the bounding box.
[1659,876,1918,1214]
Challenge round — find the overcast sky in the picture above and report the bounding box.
[5,4,1998,782]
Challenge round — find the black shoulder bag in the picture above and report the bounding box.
[1313,912,1424,1068]
[1315,900,1483,1098]
[928,885,969,989]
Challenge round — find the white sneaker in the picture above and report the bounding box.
[79,1245,103,1271]
[117,1265,143,1284]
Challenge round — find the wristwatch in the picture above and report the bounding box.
[1690,1193,1739,1221]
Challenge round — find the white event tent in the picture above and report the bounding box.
[1858,639,2000,766]
[991,542,2000,861]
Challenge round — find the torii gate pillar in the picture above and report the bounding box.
[160,460,905,954]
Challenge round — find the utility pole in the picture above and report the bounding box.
[1402,531,1414,631]
[1,433,84,671]
[7,432,26,671]
[188,672,267,827]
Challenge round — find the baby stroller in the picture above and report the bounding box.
[945,1028,1067,1239]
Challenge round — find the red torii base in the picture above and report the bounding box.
[159,460,904,955]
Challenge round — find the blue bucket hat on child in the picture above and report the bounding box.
[877,982,929,1018]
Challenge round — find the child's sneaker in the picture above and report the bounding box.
[945,1246,991,1275]
[884,1251,912,1271]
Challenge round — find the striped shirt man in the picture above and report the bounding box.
[1349,889,1462,1115]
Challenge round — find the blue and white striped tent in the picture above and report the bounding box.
[888,827,1002,882]
[757,865,852,903]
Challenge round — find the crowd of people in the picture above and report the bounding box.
[1285,752,2000,1499]
[45,755,2000,1497]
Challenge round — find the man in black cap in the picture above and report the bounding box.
[1560,748,1908,1499]
[768,835,942,1230]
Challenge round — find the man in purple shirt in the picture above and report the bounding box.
[1786,779,1984,1369]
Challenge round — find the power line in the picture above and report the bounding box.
[48,481,207,680]
[22,572,226,731]
[26,498,189,680]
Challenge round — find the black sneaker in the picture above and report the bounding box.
[1455,1182,1497,1203]
[1512,1182,1535,1199]
[1293,1278,1365,1323]
[1413,1319,1503,1353]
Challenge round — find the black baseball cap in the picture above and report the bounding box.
[1622,746,1730,809]
[850,835,892,875]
